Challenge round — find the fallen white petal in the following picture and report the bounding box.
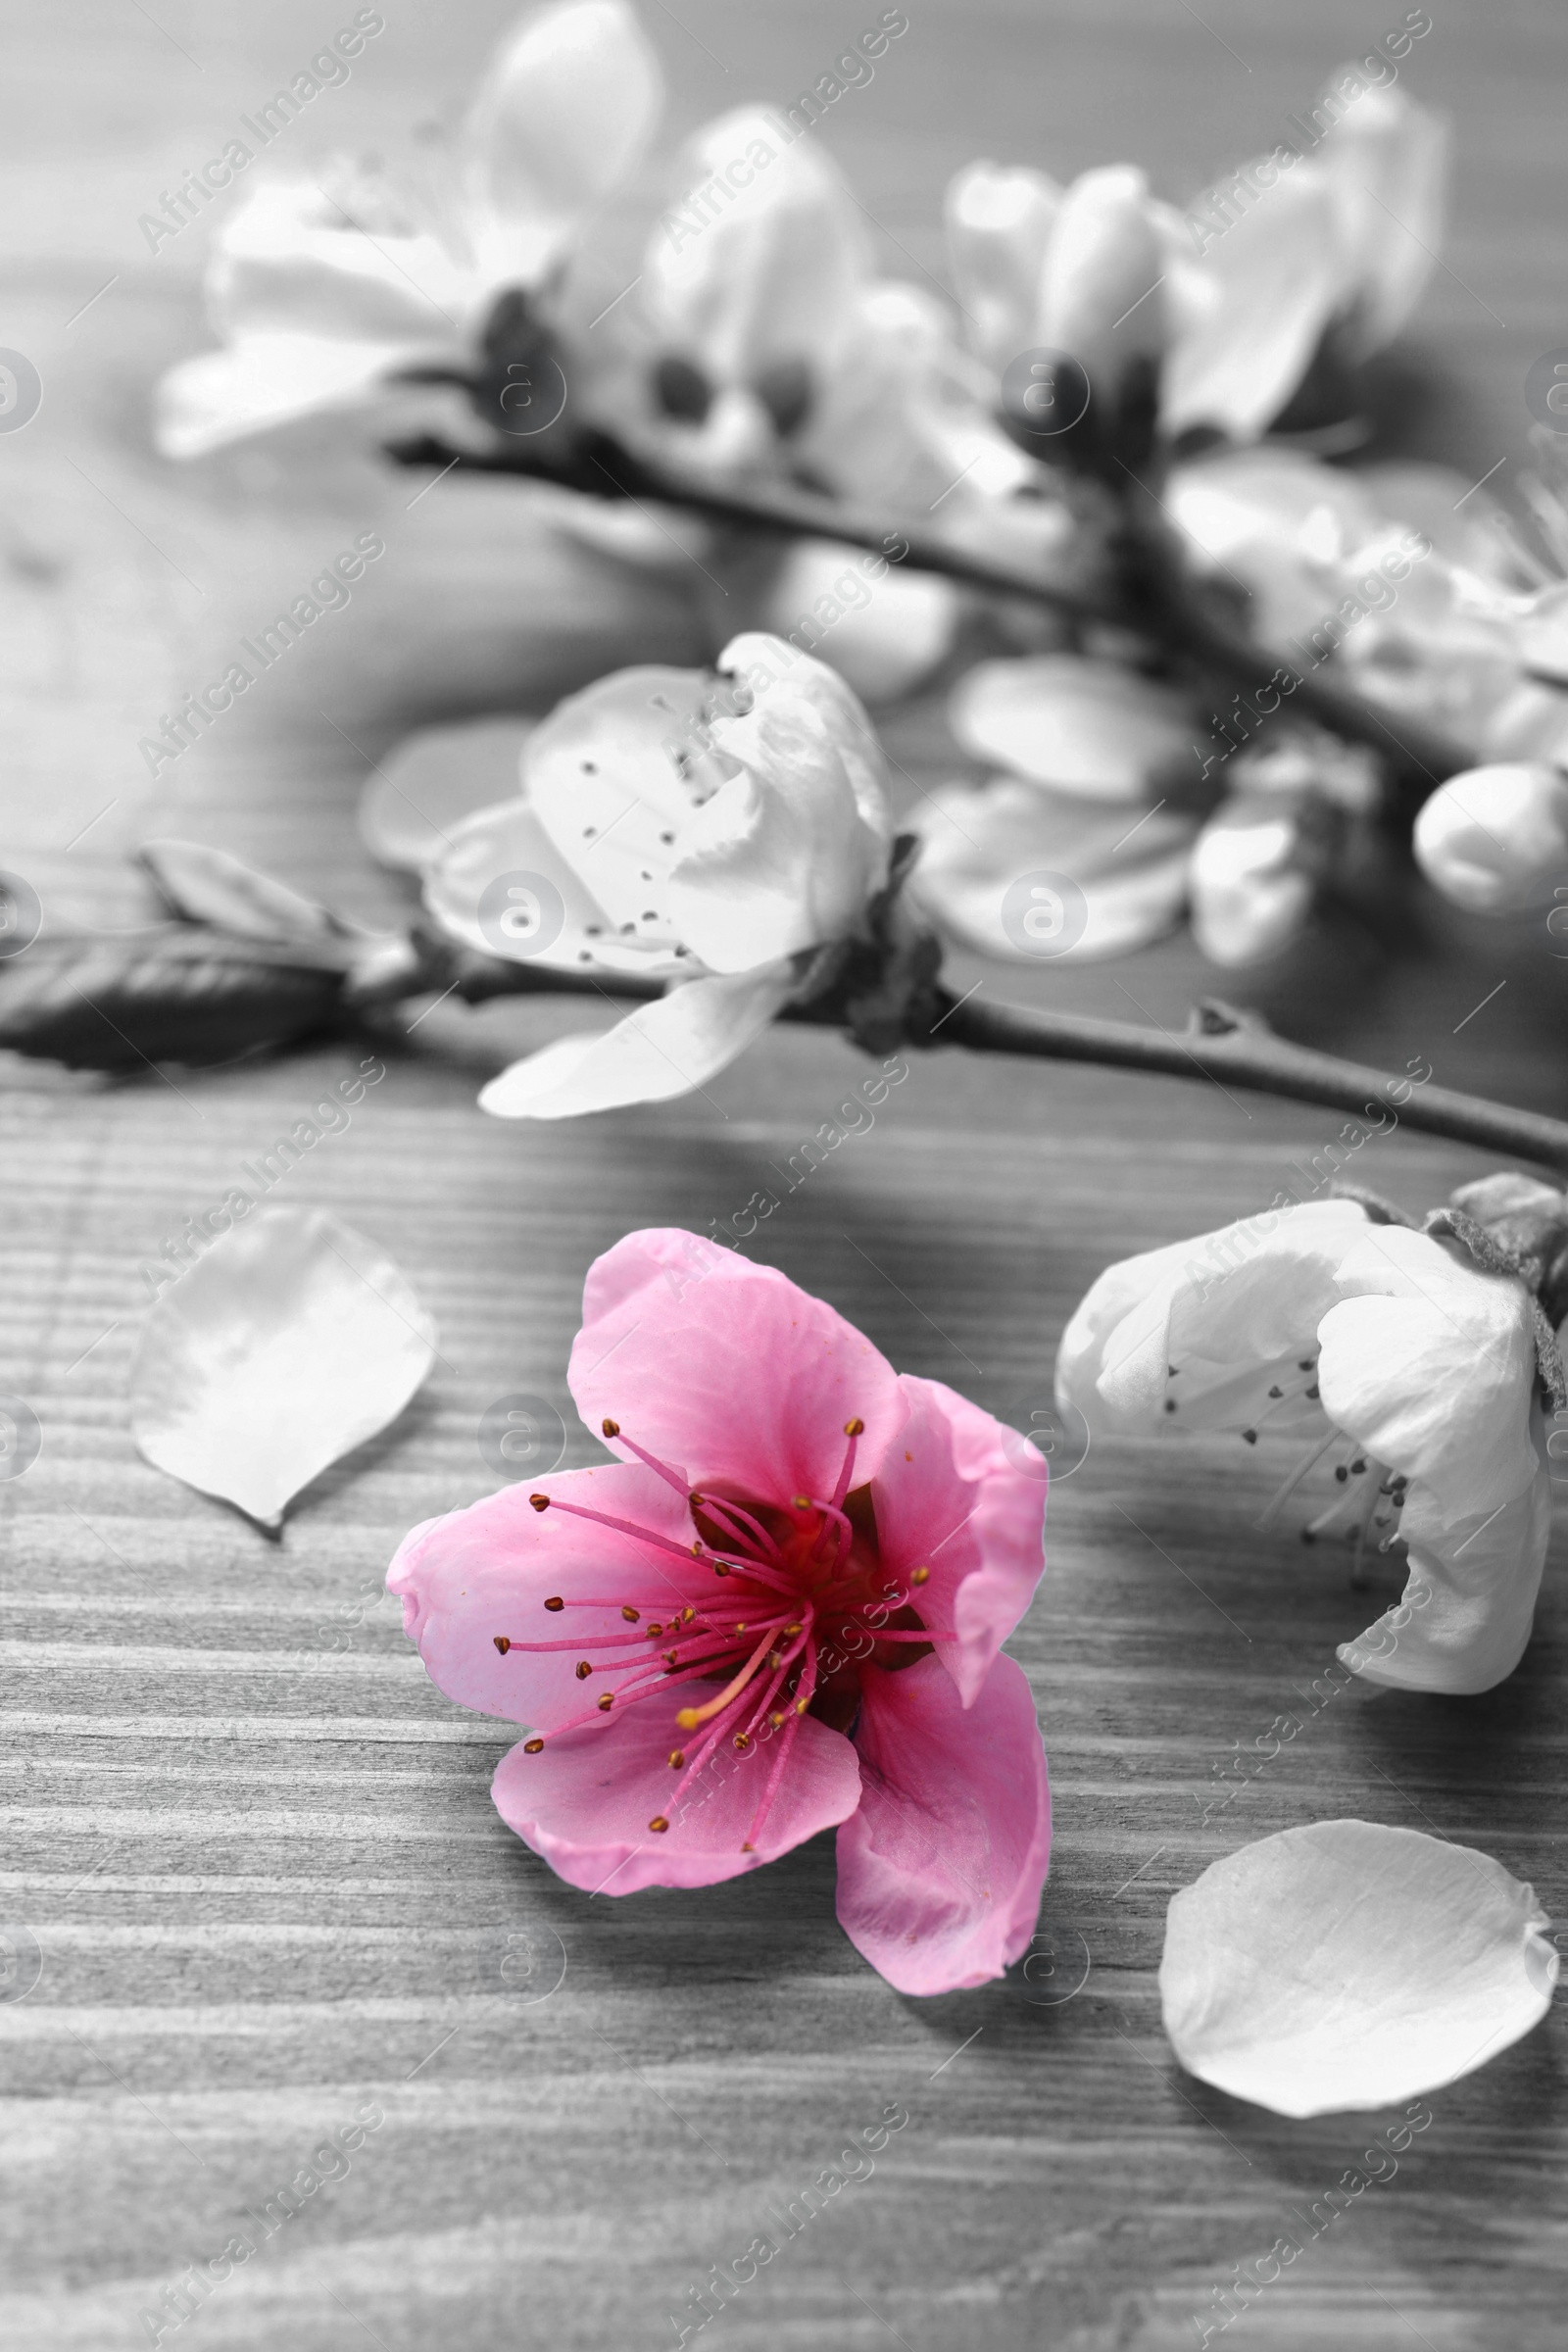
[479,965,795,1119]
[131,1208,437,1529]
[1161,1820,1557,2118]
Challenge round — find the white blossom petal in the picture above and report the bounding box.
[1189,799,1315,966]
[798,281,1032,514]
[1341,1460,1552,1694]
[949,656,1197,801]
[524,662,719,951]
[944,161,1060,372]
[1165,166,1342,441]
[1160,1821,1556,2117]
[1057,1197,1372,1431]
[906,776,1195,963]
[640,104,867,387]
[715,630,891,843]
[1317,78,1448,359]
[747,537,958,704]
[1413,765,1568,912]
[464,0,663,287]
[1038,166,1166,387]
[359,720,539,875]
[155,332,429,460]
[423,793,682,978]
[478,965,795,1118]
[1319,1223,1541,1520]
[131,1208,437,1529]
[670,637,891,968]
[208,177,470,344]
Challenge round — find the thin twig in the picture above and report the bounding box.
[379,935,1568,1174]
[384,430,1471,790]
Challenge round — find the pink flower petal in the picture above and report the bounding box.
[837,1651,1051,1995]
[491,1690,861,1894]
[870,1375,1047,1706]
[569,1229,907,1506]
[388,1462,704,1733]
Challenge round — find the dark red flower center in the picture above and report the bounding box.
[494,1415,944,1852]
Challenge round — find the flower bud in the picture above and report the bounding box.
[1037,167,1167,396]
[641,106,866,403]
[1189,801,1313,966]
[944,162,1060,373]
[1413,765,1568,913]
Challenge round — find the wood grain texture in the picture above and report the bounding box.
[3,6,1567,2349]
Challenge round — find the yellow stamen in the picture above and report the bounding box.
[911,1566,930,1586]
[649,1815,669,1833]
[674,1631,776,1731]
[523,1738,544,1754]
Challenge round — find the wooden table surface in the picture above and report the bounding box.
[4,6,1567,2348]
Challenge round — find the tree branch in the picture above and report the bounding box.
[930,992,1568,1172]
[384,429,1471,794]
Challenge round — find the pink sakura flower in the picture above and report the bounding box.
[388,1230,1051,1993]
